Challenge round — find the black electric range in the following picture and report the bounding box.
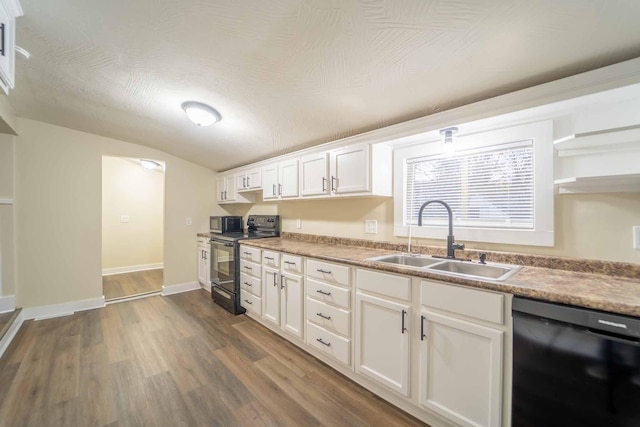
[210,215,280,314]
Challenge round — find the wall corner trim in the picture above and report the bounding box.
[162,281,200,296]
[22,296,106,321]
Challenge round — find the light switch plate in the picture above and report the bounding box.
[633,226,640,249]
[365,220,377,234]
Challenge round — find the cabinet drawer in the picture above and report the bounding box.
[306,259,351,286]
[262,250,280,268]
[356,269,411,301]
[240,272,261,297]
[240,245,261,263]
[241,290,262,316]
[240,259,261,279]
[306,278,351,310]
[306,321,351,366]
[197,237,209,248]
[421,280,504,325]
[282,254,303,275]
[306,297,351,337]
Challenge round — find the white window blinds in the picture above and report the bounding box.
[405,140,534,229]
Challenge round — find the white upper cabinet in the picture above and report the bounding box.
[300,152,329,196]
[0,0,22,94]
[330,144,371,194]
[262,159,299,200]
[216,173,253,204]
[236,167,262,192]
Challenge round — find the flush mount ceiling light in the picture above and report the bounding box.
[439,126,459,156]
[181,101,222,126]
[140,159,162,170]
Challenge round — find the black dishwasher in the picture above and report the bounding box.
[512,297,640,427]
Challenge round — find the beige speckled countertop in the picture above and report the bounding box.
[240,237,640,317]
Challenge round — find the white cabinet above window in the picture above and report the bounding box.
[0,0,23,94]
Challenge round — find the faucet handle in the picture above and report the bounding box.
[479,253,487,264]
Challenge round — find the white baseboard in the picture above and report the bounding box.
[102,263,163,276]
[0,295,16,313]
[0,310,24,359]
[22,296,106,321]
[105,291,162,305]
[201,282,211,292]
[162,281,200,296]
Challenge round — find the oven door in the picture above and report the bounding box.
[210,238,236,292]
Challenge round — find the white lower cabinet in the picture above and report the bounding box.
[262,251,304,339]
[280,271,304,338]
[419,310,503,427]
[197,237,210,286]
[239,245,262,314]
[355,292,411,396]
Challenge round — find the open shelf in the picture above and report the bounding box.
[554,124,640,157]
[554,174,640,194]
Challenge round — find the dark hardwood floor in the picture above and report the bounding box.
[0,290,428,427]
[103,269,163,301]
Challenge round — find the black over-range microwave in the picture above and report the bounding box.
[210,216,243,234]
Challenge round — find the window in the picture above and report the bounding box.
[394,121,554,246]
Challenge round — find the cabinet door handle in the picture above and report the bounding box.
[401,309,407,334]
[243,177,247,188]
[220,191,224,200]
[316,289,331,296]
[243,281,252,287]
[0,24,4,57]
[280,274,285,289]
[420,315,426,341]
[316,312,331,320]
[278,183,282,195]
[331,175,337,192]
[224,190,227,200]
[244,299,253,305]
[204,252,207,261]
[273,271,277,286]
[316,269,332,274]
[322,177,326,192]
[316,338,331,347]
[247,176,251,187]
[272,184,276,196]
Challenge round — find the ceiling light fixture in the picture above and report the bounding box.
[181,101,222,126]
[439,126,459,156]
[140,159,161,170]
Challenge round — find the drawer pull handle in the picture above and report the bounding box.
[316,338,331,347]
[401,309,407,334]
[244,299,253,305]
[244,266,252,270]
[316,269,332,274]
[243,251,251,255]
[284,261,296,265]
[243,281,252,287]
[316,289,331,296]
[316,312,331,320]
[265,256,274,261]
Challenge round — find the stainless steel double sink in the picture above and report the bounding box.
[367,253,522,282]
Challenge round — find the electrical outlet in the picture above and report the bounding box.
[186,217,192,226]
[120,215,129,223]
[296,218,302,229]
[365,220,377,234]
[634,226,640,249]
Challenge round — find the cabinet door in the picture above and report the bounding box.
[247,168,262,189]
[355,292,410,396]
[262,266,280,326]
[420,310,503,427]
[204,248,210,285]
[197,249,208,285]
[330,144,370,194]
[300,152,329,197]
[216,177,226,202]
[236,172,247,190]
[280,272,304,339]
[279,159,299,198]
[224,174,237,201]
[262,164,279,200]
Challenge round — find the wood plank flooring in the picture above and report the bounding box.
[103,269,163,301]
[0,290,428,427]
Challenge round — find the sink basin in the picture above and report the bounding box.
[428,260,521,281]
[368,253,522,282]
[368,254,443,268]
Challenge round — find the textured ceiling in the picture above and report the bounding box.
[10,0,640,171]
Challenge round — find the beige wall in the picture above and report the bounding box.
[267,193,640,264]
[0,134,15,297]
[102,156,164,270]
[15,118,218,308]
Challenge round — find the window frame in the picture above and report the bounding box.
[393,120,554,247]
